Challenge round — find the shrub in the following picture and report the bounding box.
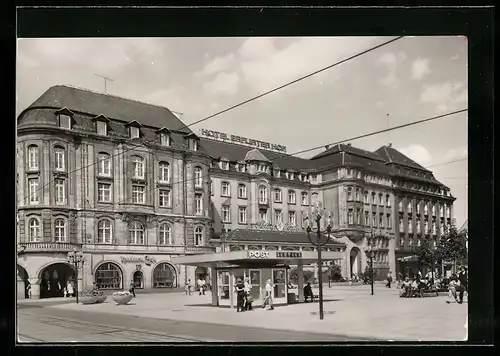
[289,268,315,284]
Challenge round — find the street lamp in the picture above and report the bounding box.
[67,247,85,304]
[305,201,332,320]
[365,232,375,296]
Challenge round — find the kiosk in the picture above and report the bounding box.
[172,249,343,308]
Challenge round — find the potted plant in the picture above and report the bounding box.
[111,291,133,305]
[80,289,100,304]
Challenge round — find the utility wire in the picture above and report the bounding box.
[425,157,467,168]
[18,36,404,205]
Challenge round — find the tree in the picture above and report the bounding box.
[414,234,440,279]
[328,264,343,282]
[436,223,468,270]
[289,267,315,284]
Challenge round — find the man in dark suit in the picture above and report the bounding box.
[458,266,468,304]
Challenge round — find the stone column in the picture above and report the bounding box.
[77,276,83,297]
[17,269,25,300]
[297,261,304,303]
[210,267,218,307]
[28,278,40,299]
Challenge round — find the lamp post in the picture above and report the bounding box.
[67,248,85,304]
[305,201,332,320]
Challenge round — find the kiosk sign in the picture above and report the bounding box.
[276,251,303,259]
[248,251,270,259]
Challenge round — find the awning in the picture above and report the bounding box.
[171,249,344,268]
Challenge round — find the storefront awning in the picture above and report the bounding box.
[172,250,343,268]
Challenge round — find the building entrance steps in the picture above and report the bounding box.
[46,284,467,341]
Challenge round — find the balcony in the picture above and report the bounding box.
[18,242,83,253]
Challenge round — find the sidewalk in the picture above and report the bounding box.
[48,285,468,341]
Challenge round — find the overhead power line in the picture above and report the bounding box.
[18,36,404,205]
[425,157,467,168]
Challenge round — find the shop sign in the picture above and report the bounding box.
[252,221,303,232]
[199,128,287,153]
[276,251,302,259]
[248,251,270,259]
[121,256,157,265]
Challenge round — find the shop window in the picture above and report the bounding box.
[95,263,122,290]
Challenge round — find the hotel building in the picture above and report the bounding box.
[16,85,455,299]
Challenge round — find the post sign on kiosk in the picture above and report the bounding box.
[247,251,270,259]
[247,250,304,259]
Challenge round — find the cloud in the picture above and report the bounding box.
[420,82,466,111]
[236,37,381,92]
[445,146,467,161]
[196,53,236,76]
[203,72,240,95]
[376,51,407,88]
[411,57,431,80]
[399,144,432,166]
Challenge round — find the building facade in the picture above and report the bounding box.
[16,85,455,299]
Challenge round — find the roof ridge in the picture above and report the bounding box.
[383,145,393,163]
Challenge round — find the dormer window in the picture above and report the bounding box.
[258,164,266,173]
[290,173,295,180]
[130,126,140,139]
[220,160,229,170]
[276,170,281,178]
[55,107,74,130]
[97,121,107,135]
[160,133,170,146]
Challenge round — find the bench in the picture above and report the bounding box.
[305,294,319,302]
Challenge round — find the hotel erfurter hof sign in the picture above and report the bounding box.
[199,128,287,153]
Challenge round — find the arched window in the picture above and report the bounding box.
[259,185,268,204]
[194,226,204,246]
[54,219,66,242]
[159,223,172,245]
[98,152,111,176]
[132,155,145,179]
[129,221,144,244]
[158,162,170,182]
[28,145,39,170]
[29,218,41,242]
[97,219,113,244]
[95,262,122,289]
[194,166,203,187]
[54,146,65,171]
[153,263,176,288]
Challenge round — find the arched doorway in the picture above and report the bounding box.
[195,266,208,281]
[94,262,123,290]
[350,247,362,278]
[17,265,29,299]
[133,271,144,289]
[39,263,75,299]
[152,263,177,288]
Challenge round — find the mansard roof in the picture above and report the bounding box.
[375,145,430,172]
[244,148,271,162]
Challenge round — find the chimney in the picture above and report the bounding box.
[388,143,392,148]
[346,143,351,147]
[325,145,330,150]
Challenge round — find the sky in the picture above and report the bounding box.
[16,36,468,228]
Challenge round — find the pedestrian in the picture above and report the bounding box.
[262,279,274,310]
[386,271,393,288]
[446,274,459,303]
[201,278,206,295]
[185,279,192,295]
[129,280,136,297]
[243,277,252,310]
[457,266,468,304]
[66,280,74,298]
[197,277,204,295]
[235,278,246,312]
[26,282,31,299]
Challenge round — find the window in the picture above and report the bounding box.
[440,204,444,216]
[347,209,353,225]
[238,184,247,199]
[407,201,412,213]
[28,218,41,242]
[55,179,66,205]
[274,210,283,224]
[379,194,383,205]
[98,153,111,176]
[364,211,369,226]
[237,164,246,173]
[274,189,282,202]
[288,190,296,204]
[371,193,376,204]
[153,263,176,288]
[355,189,360,202]
[95,263,122,290]
[194,167,203,187]
[364,191,368,204]
[276,170,282,178]
[290,173,295,180]
[54,219,66,242]
[239,207,247,224]
[129,221,144,244]
[386,194,391,207]
[160,133,170,146]
[424,204,428,215]
[432,221,437,235]
[132,185,145,204]
[130,126,140,139]
[258,164,266,172]
[372,213,377,227]
[195,193,203,215]
[424,220,429,234]
[159,223,172,245]
[159,189,171,207]
[221,182,231,197]
[195,226,204,246]
[300,192,309,205]
[54,147,65,171]
[259,209,267,223]
[259,185,268,204]
[59,114,71,129]
[432,205,436,216]
[417,220,421,233]
[387,214,392,229]
[192,140,199,151]
[379,213,384,228]
[98,183,112,202]
[416,201,421,214]
[97,220,113,244]
[158,162,170,182]
[221,161,229,170]
[288,211,296,226]
[347,188,353,201]
[356,209,361,225]
[222,205,231,222]
[399,217,404,232]
[132,156,144,179]
[28,178,39,204]
[398,200,403,212]
[28,145,39,170]
[97,121,107,135]
[311,174,317,183]
[210,180,214,196]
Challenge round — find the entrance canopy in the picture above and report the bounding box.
[172,249,343,269]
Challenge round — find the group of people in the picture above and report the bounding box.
[235,277,275,312]
[184,278,211,296]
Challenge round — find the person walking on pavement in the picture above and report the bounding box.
[235,278,246,312]
[129,280,136,297]
[386,271,393,288]
[201,278,206,295]
[185,279,192,295]
[262,279,274,310]
[458,266,468,304]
